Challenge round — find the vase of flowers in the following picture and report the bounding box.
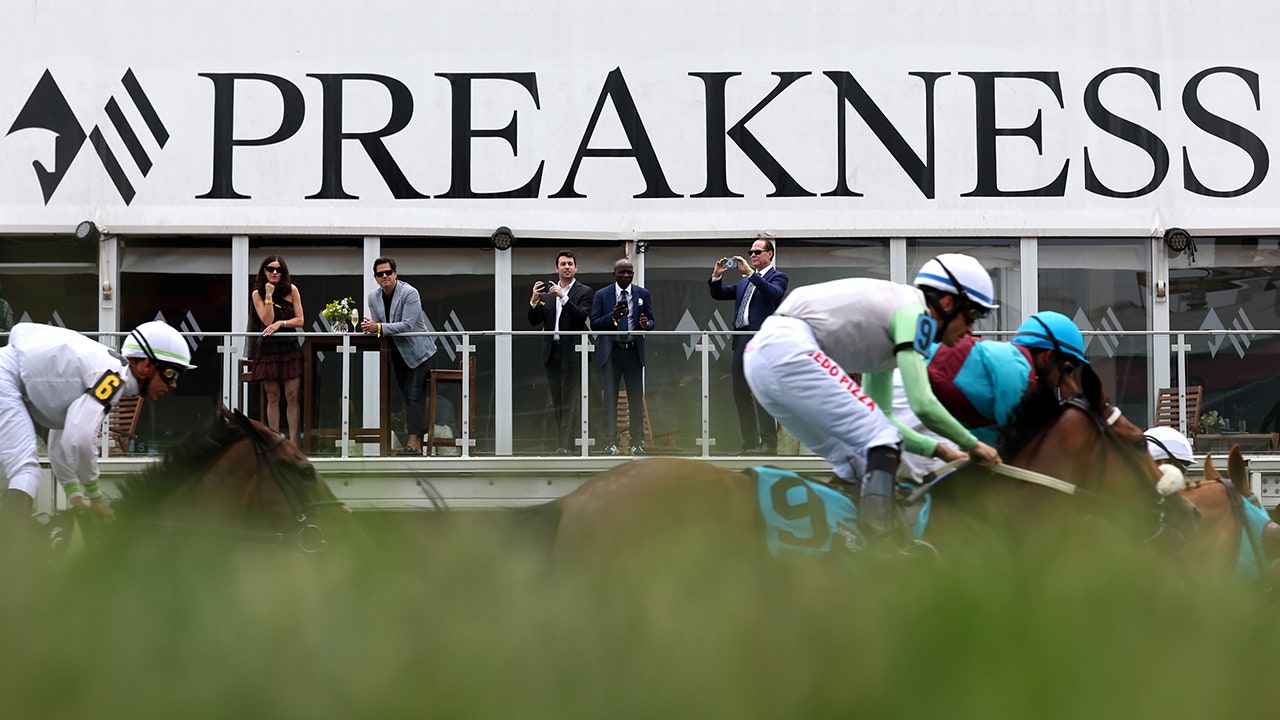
[1198,409,1226,434]
[322,297,359,333]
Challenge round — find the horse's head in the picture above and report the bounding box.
[1012,365,1200,554]
[115,408,363,554]
[222,409,364,553]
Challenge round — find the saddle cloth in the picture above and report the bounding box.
[751,466,931,559]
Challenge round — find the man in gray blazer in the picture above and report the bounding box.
[360,256,437,455]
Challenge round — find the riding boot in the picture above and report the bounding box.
[2,489,34,552]
[859,468,898,550]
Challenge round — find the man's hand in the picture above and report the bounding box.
[933,443,966,463]
[969,441,1002,467]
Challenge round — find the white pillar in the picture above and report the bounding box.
[494,246,514,455]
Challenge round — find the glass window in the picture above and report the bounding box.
[906,239,1020,334]
[0,236,100,341]
[120,237,233,451]
[1039,238,1150,423]
[381,240,501,453]
[641,238,890,455]
[1169,236,1280,437]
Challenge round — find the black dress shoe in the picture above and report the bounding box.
[602,444,620,456]
[554,447,570,455]
[629,444,646,455]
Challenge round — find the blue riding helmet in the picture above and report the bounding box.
[1011,311,1089,364]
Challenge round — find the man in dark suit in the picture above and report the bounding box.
[591,258,655,455]
[709,235,789,454]
[527,250,594,454]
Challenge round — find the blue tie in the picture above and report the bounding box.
[735,281,755,330]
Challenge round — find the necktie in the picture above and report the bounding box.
[735,281,755,329]
[619,289,631,341]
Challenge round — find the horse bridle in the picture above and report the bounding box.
[241,427,347,554]
[1059,396,1190,551]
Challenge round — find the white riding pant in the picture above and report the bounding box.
[744,315,901,482]
[0,347,43,499]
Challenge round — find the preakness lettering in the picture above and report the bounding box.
[186,66,1266,202]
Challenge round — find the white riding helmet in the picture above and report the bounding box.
[1144,426,1194,466]
[914,253,999,310]
[121,321,197,369]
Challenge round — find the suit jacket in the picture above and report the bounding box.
[367,280,437,369]
[709,266,790,331]
[590,284,655,368]
[527,280,594,364]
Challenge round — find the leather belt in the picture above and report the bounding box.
[615,341,637,349]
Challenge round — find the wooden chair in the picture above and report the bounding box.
[107,396,144,455]
[426,356,477,455]
[1154,385,1204,437]
[616,390,682,453]
[237,358,256,415]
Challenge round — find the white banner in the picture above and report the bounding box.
[1,0,1277,238]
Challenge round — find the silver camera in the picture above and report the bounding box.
[721,257,738,269]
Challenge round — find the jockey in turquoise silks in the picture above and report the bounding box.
[895,311,1090,478]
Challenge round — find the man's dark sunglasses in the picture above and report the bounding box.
[963,304,991,322]
[265,265,282,273]
[748,249,769,255]
[375,269,395,278]
[156,362,184,383]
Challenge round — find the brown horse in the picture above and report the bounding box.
[521,365,1200,566]
[1181,445,1280,583]
[83,408,363,555]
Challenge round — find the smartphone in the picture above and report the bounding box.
[722,257,738,269]
[542,280,558,294]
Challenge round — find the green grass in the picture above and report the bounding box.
[0,512,1273,720]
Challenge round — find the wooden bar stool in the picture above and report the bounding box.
[426,356,476,455]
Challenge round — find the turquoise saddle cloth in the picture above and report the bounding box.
[752,466,931,559]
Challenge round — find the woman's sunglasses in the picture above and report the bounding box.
[265,265,282,274]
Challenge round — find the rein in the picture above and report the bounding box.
[911,396,1186,549]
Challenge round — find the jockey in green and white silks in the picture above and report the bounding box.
[894,311,1091,480]
[743,254,1003,547]
[0,321,193,527]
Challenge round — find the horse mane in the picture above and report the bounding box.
[996,383,1065,459]
[115,411,250,510]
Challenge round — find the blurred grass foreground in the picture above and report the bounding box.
[0,509,1273,720]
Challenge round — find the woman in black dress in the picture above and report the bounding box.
[250,255,304,440]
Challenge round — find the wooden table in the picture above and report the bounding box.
[1193,433,1274,454]
[301,334,391,455]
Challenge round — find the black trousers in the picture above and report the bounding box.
[732,334,777,449]
[391,346,431,443]
[545,340,581,450]
[602,343,645,445]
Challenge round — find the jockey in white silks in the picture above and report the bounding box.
[743,253,1003,548]
[0,321,194,533]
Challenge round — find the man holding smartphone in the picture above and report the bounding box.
[591,258,655,455]
[709,233,789,454]
[528,251,594,454]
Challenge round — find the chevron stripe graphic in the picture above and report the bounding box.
[7,68,168,205]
